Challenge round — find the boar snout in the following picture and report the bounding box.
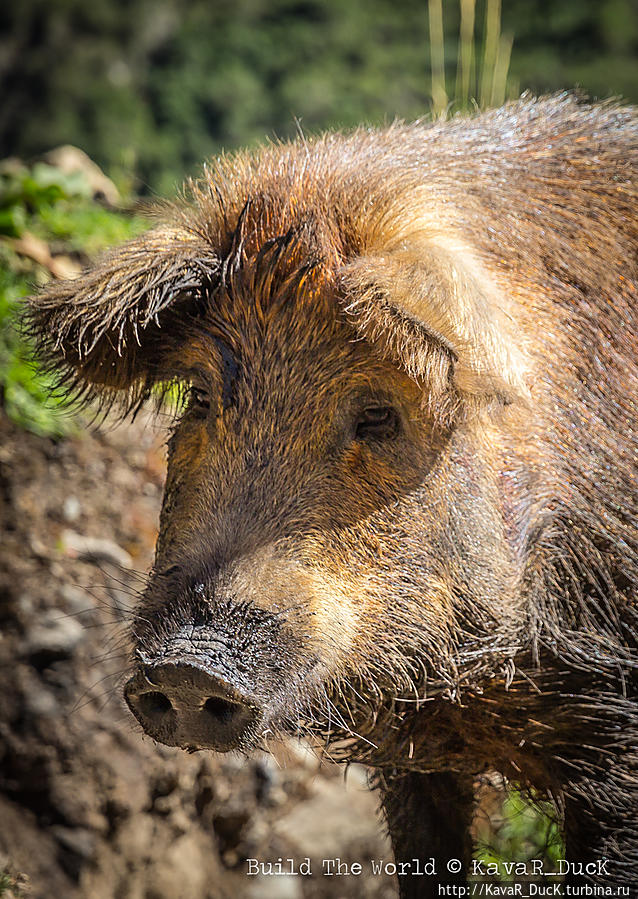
[124,584,308,752]
[124,660,258,752]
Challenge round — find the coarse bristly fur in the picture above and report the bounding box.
[25,94,637,894]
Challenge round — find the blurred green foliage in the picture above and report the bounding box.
[1,0,636,194]
[0,866,29,898]
[0,161,147,436]
[474,791,563,881]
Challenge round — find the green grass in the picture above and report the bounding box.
[428,0,514,117]
[0,159,148,437]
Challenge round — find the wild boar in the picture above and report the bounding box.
[26,95,637,896]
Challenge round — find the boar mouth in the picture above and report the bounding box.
[124,655,262,752]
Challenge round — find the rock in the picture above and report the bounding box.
[274,775,387,861]
[61,531,132,569]
[9,231,81,280]
[246,873,303,899]
[42,146,120,205]
[24,686,59,718]
[51,826,96,860]
[25,609,85,659]
[62,497,81,524]
[59,584,93,615]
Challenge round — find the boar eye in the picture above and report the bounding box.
[355,406,400,441]
[189,386,210,417]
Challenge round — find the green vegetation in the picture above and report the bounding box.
[474,791,563,880]
[0,160,147,436]
[1,0,636,194]
[428,0,513,115]
[0,863,30,898]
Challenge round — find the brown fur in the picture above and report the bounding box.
[26,95,638,893]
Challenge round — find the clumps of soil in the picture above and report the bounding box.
[0,409,396,899]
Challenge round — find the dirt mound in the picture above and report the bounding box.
[0,410,395,899]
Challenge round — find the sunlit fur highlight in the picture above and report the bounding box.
[25,94,638,886]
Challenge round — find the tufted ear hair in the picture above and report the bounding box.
[24,226,220,412]
[340,236,532,415]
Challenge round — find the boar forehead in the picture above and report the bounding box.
[155,253,439,566]
[161,228,427,431]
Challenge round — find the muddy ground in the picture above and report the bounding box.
[0,408,398,899]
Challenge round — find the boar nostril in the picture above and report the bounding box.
[203,695,241,725]
[138,691,173,717]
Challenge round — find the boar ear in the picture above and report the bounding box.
[24,226,220,412]
[341,239,531,408]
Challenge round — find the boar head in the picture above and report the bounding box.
[26,97,637,763]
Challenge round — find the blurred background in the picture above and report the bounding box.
[0,2,636,897]
[1,0,637,194]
